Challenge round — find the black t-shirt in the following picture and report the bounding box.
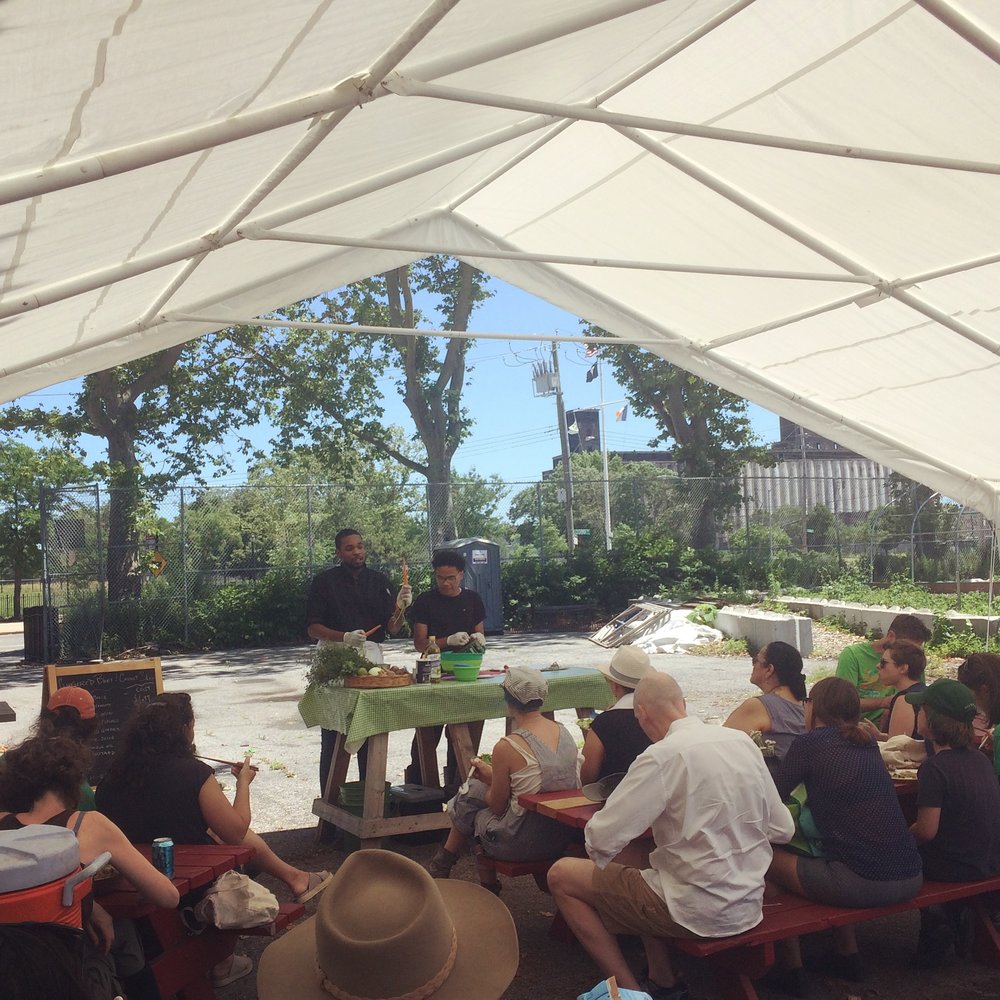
[305,564,395,643]
[408,588,486,648]
[588,706,652,779]
[917,746,1000,881]
[96,756,215,845]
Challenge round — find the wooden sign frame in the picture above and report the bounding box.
[42,657,164,706]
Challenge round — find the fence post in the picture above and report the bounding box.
[306,482,314,575]
[39,485,51,663]
[95,483,106,660]
[180,486,190,644]
[536,483,544,566]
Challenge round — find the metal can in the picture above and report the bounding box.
[152,837,174,879]
[415,658,431,684]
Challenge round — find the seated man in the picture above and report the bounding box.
[836,612,930,723]
[548,673,794,1000]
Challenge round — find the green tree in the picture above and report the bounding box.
[0,338,265,609]
[584,328,772,547]
[0,441,92,618]
[509,452,677,554]
[229,258,492,549]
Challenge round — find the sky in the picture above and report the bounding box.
[5,275,782,485]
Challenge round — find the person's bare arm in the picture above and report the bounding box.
[723,697,772,736]
[580,729,606,785]
[484,738,523,815]
[886,699,917,740]
[911,806,941,844]
[307,623,349,643]
[413,622,429,652]
[79,813,180,909]
[198,760,254,844]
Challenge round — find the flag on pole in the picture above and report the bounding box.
[567,419,580,436]
[615,405,628,422]
[585,342,599,358]
[585,363,598,383]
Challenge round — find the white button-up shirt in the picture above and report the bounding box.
[585,715,794,937]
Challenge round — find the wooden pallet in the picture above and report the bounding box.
[589,601,681,649]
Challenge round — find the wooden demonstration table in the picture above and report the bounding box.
[299,667,612,848]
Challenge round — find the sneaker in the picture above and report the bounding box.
[638,977,689,1000]
[427,846,459,879]
[211,953,253,988]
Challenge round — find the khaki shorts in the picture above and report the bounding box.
[591,863,699,939]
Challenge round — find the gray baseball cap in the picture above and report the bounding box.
[502,666,548,705]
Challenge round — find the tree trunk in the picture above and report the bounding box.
[426,453,457,549]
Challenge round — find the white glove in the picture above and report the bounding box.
[446,631,471,648]
[343,629,367,649]
[469,633,486,652]
[396,585,412,610]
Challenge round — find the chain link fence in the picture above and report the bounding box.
[35,475,996,658]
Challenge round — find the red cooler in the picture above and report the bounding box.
[0,825,110,927]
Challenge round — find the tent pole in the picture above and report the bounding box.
[245,228,872,285]
[389,75,1000,176]
[0,115,552,322]
[139,0,465,321]
[915,0,1000,66]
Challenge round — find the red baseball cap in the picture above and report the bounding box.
[47,686,96,720]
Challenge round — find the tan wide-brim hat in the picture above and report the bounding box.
[597,645,655,689]
[258,850,518,1000]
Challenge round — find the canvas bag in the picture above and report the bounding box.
[193,870,279,929]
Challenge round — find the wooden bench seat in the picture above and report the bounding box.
[667,876,1000,1000]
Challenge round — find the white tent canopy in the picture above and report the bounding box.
[3,1,1000,521]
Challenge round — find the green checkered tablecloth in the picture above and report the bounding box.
[298,667,612,753]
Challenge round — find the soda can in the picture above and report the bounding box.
[152,837,174,879]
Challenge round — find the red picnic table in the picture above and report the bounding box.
[96,842,303,1000]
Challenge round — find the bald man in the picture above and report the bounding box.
[548,673,794,1000]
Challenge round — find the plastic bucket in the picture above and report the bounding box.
[440,651,484,674]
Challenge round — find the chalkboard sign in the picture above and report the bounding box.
[43,659,164,785]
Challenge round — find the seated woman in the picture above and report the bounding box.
[34,686,101,811]
[867,640,926,740]
[908,679,1000,965]
[723,641,806,765]
[428,667,580,893]
[581,646,653,785]
[768,677,923,989]
[96,693,331,903]
[956,653,1000,775]
[0,735,178,1000]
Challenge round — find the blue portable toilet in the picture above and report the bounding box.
[440,538,503,636]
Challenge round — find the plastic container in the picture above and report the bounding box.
[451,663,482,682]
[0,826,110,927]
[337,781,391,852]
[440,651,484,674]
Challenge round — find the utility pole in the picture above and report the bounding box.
[551,343,575,553]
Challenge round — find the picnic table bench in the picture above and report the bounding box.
[672,875,1000,1000]
[97,842,305,1000]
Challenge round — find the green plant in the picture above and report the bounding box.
[688,603,718,627]
[306,643,368,685]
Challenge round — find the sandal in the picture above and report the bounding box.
[295,870,334,904]
[211,953,253,988]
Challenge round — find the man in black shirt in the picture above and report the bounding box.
[406,549,486,785]
[307,528,411,792]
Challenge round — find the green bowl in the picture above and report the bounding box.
[440,651,484,674]
[451,663,482,682]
